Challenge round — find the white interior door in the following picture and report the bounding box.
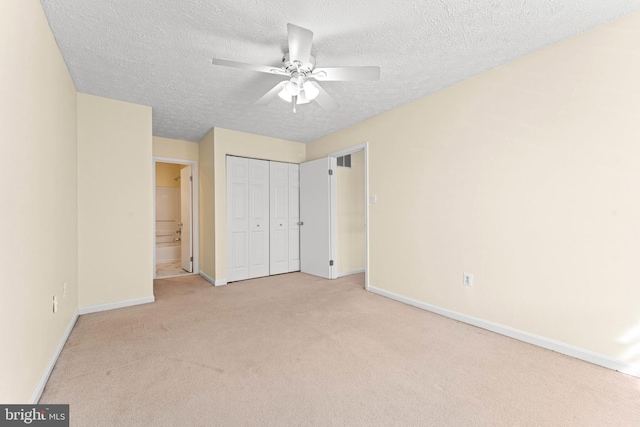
[248,159,270,279]
[288,163,300,272]
[270,162,289,275]
[300,157,337,279]
[227,156,250,282]
[180,165,193,272]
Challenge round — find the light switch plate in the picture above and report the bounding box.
[463,273,473,287]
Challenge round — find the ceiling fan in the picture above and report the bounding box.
[212,24,380,113]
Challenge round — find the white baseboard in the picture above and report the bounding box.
[368,286,639,378]
[199,271,215,285]
[79,296,155,315]
[338,268,365,278]
[199,271,227,286]
[30,310,79,404]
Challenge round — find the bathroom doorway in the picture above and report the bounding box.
[153,158,199,279]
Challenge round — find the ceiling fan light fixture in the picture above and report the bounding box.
[278,87,310,104]
[284,76,302,96]
[302,81,319,100]
[297,91,310,104]
[277,88,291,102]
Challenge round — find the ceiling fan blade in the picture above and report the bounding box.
[212,58,287,76]
[311,66,380,81]
[287,24,313,64]
[254,81,287,106]
[310,81,338,110]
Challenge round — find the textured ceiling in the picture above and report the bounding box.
[41,0,640,143]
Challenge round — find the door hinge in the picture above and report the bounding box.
[190,256,193,262]
[190,175,193,182]
[328,169,333,176]
[329,260,334,266]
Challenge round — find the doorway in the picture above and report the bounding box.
[153,157,199,279]
[298,143,369,288]
[328,143,369,290]
[334,150,366,276]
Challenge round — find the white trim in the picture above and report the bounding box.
[79,296,155,315]
[199,271,228,286]
[327,142,370,290]
[337,268,365,278]
[30,311,79,404]
[152,157,200,280]
[199,271,215,285]
[363,143,369,291]
[153,156,196,163]
[328,143,366,158]
[329,157,337,279]
[368,286,640,378]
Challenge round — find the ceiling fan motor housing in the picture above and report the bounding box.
[282,53,316,76]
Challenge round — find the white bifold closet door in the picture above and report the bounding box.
[288,163,301,272]
[269,162,289,275]
[226,156,270,282]
[269,162,300,275]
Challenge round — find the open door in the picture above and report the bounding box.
[180,165,193,273]
[300,157,337,279]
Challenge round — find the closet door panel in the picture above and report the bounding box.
[226,157,249,282]
[270,162,289,275]
[288,163,301,272]
[248,159,270,279]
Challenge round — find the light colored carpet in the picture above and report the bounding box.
[40,273,640,426]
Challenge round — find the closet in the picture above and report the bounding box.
[226,156,300,282]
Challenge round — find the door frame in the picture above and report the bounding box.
[327,142,370,290]
[152,156,200,279]
[179,165,194,273]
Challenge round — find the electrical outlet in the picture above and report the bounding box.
[370,194,377,204]
[63,282,67,298]
[53,295,58,313]
[463,273,474,287]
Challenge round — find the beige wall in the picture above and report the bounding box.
[153,136,199,161]
[77,94,154,307]
[0,0,79,403]
[212,128,306,282]
[337,151,365,274]
[306,12,640,362]
[155,162,184,188]
[198,129,215,279]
